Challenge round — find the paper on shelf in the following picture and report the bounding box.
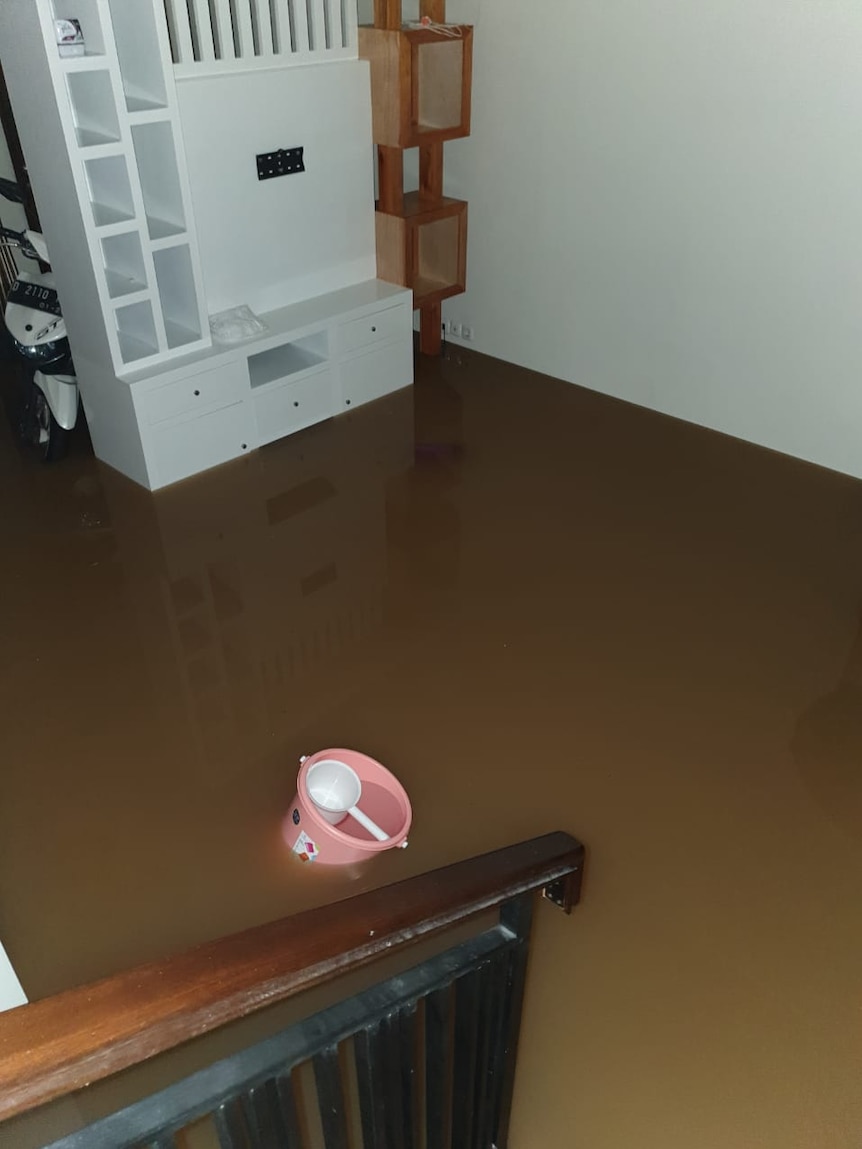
[209,305,268,345]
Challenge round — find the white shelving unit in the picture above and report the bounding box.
[7,0,210,377]
[0,0,414,490]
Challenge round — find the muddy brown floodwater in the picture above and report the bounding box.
[1,345,862,1147]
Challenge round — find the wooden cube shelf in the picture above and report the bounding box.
[375,192,467,307]
[359,25,473,148]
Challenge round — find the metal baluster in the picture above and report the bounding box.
[275,1071,305,1146]
[451,969,481,1149]
[214,1098,249,1148]
[314,1044,349,1149]
[473,954,507,1149]
[355,1021,389,1149]
[242,1078,296,1148]
[397,1004,418,1149]
[494,894,535,1149]
[424,985,452,1149]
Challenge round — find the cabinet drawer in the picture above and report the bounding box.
[253,369,335,447]
[337,303,410,356]
[148,402,254,489]
[137,362,246,426]
[339,339,413,411]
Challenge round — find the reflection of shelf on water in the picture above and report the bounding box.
[103,389,417,778]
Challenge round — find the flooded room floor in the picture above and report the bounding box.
[1,346,862,1147]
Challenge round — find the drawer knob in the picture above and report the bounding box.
[193,389,200,396]
[241,443,247,450]
[293,401,299,407]
[346,399,351,406]
[371,325,377,332]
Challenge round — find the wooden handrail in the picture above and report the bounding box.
[0,832,583,1123]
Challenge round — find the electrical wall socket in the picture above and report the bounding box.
[443,318,474,342]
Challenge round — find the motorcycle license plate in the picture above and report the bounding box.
[8,280,61,316]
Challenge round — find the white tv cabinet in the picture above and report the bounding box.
[124,280,411,489]
[0,0,414,490]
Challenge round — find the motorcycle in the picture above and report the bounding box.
[0,176,78,461]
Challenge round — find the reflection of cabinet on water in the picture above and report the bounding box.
[104,386,415,776]
[0,0,414,489]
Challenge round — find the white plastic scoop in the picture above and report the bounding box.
[306,759,389,842]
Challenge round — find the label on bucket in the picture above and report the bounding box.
[293,830,319,863]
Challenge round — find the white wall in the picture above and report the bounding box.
[420,0,862,479]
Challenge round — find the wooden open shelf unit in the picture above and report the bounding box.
[358,23,473,148]
[375,192,467,307]
[360,0,472,355]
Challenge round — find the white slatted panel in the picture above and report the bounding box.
[308,0,326,51]
[342,0,357,50]
[251,0,275,55]
[190,0,216,61]
[290,0,311,54]
[327,0,343,49]
[162,0,358,67]
[211,0,236,59]
[164,0,194,63]
[270,0,292,52]
[232,0,256,56]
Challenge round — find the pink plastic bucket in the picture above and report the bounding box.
[283,748,412,865]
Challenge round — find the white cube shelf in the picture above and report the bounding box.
[52,0,106,56]
[248,333,329,390]
[153,245,203,349]
[116,300,159,364]
[108,0,168,113]
[102,231,148,298]
[131,122,186,242]
[66,70,121,148]
[85,154,136,228]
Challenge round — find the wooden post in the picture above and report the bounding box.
[374,0,401,29]
[419,139,444,353]
[377,146,404,216]
[420,302,442,355]
[419,0,446,22]
[419,142,444,202]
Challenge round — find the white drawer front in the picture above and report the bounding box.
[148,402,254,488]
[137,362,246,426]
[253,369,336,446]
[339,339,413,412]
[337,303,411,356]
